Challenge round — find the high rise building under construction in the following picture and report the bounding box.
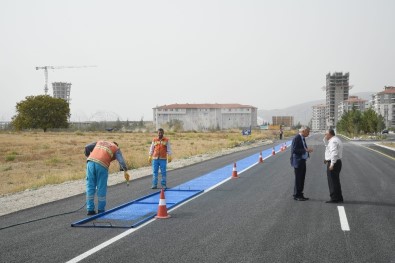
[325,72,350,129]
[52,82,71,104]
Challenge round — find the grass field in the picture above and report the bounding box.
[0,129,286,196]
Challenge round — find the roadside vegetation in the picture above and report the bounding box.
[336,107,386,138]
[0,129,290,196]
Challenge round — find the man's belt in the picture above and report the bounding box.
[324,159,341,164]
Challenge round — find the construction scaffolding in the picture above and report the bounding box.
[52,82,71,104]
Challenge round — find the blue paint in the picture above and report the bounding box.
[71,141,291,228]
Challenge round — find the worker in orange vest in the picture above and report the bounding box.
[85,141,128,215]
[148,128,172,189]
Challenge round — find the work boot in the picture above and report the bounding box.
[87,210,96,216]
[98,210,105,214]
[151,185,157,189]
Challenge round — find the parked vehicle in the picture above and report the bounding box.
[381,129,389,134]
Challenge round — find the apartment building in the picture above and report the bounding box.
[153,103,258,131]
[372,86,395,128]
[311,104,326,132]
[338,96,368,119]
[325,72,350,129]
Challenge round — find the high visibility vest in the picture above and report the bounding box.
[87,141,119,169]
[151,137,169,159]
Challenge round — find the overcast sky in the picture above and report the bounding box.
[1,0,394,122]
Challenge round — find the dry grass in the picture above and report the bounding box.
[0,129,286,196]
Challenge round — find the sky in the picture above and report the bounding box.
[1,0,394,122]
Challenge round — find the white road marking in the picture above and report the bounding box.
[66,221,148,263]
[337,206,350,231]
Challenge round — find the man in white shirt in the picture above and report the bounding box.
[323,129,344,203]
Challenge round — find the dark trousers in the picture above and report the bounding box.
[327,160,343,201]
[293,160,306,198]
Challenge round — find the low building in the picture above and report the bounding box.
[153,103,257,131]
[0,121,11,130]
[272,116,294,127]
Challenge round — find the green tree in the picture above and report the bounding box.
[337,107,385,136]
[360,108,382,134]
[337,109,359,136]
[293,122,302,130]
[12,95,70,132]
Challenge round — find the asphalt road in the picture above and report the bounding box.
[1,135,394,263]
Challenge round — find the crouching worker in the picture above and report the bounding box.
[84,141,128,216]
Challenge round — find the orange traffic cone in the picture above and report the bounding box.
[231,162,239,179]
[259,152,263,163]
[272,147,276,156]
[280,145,284,152]
[284,143,287,150]
[155,189,170,219]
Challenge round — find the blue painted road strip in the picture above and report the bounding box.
[71,141,291,228]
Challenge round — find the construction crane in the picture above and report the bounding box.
[35,65,97,95]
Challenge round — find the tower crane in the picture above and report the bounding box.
[35,65,97,95]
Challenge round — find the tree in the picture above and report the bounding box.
[114,118,122,130]
[12,95,70,132]
[337,107,385,136]
[139,116,145,128]
[360,108,383,134]
[293,122,302,130]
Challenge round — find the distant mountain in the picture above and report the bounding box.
[258,92,374,125]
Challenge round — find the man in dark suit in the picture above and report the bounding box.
[290,126,313,201]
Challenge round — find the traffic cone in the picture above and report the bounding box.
[231,162,239,179]
[155,189,170,219]
[280,145,284,152]
[259,152,263,163]
[284,143,287,150]
[272,147,276,156]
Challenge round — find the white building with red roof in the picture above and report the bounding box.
[153,103,257,131]
[338,96,369,119]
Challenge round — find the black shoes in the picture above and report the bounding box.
[87,210,105,215]
[151,185,167,189]
[294,197,309,201]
